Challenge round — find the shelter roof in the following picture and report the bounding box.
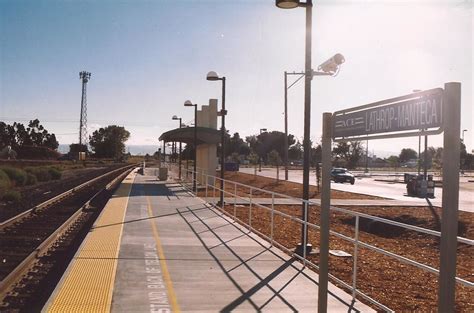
[159,127,220,145]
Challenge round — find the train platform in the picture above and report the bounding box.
[43,168,374,312]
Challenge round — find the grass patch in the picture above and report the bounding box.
[0,167,27,187]
[0,169,12,197]
[2,190,21,202]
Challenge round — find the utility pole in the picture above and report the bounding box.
[79,71,91,147]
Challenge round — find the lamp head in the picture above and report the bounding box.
[206,71,220,81]
[276,0,300,9]
[184,100,194,107]
[172,115,179,120]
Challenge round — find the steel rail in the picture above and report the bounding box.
[0,164,135,229]
[0,166,135,297]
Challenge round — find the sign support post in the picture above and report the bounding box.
[438,82,461,312]
[318,112,332,312]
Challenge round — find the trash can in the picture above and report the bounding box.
[417,178,427,198]
[158,167,168,181]
[404,173,416,183]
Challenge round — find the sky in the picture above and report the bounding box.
[0,0,472,157]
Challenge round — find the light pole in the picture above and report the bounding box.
[207,71,227,206]
[284,71,305,180]
[276,1,345,311]
[184,100,198,192]
[172,115,183,180]
[277,0,314,259]
[462,129,467,143]
[259,128,267,172]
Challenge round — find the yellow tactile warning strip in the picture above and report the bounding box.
[146,196,180,312]
[46,171,136,313]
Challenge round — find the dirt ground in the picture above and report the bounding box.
[221,203,473,312]
[205,171,473,311]
[197,171,384,200]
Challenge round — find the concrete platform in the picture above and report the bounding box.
[45,168,375,312]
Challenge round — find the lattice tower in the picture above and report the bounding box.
[79,71,91,146]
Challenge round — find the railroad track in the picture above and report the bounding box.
[0,164,136,311]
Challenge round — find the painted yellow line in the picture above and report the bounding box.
[146,196,181,313]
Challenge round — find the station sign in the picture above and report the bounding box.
[333,88,444,140]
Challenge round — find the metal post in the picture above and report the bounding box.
[249,188,253,230]
[271,193,274,245]
[219,78,226,207]
[424,134,428,179]
[193,104,197,192]
[234,183,237,218]
[438,82,461,312]
[284,71,289,181]
[179,118,182,180]
[319,112,332,312]
[163,140,166,165]
[298,0,313,256]
[352,215,360,300]
[418,134,421,175]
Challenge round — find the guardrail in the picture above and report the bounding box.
[172,166,473,312]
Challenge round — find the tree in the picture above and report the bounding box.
[0,120,59,150]
[399,148,418,163]
[288,140,303,161]
[310,144,322,167]
[246,131,295,164]
[227,132,250,157]
[89,125,130,159]
[386,155,400,168]
[332,141,363,169]
[267,150,282,181]
[432,147,443,169]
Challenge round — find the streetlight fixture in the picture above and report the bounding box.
[172,115,183,180]
[276,1,345,311]
[184,100,198,192]
[259,128,267,172]
[206,71,227,206]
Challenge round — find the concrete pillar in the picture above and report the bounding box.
[195,99,218,186]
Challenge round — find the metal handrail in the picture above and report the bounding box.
[176,167,474,311]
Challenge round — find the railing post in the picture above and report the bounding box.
[205,174,208,203]
[271,193,274,246]
[249,188,253,230]
[222,179,225,209]
[234,183,237,218]
[352,215,360,300]
[213,177,216,205]
[303,201,308,264]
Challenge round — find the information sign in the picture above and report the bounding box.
[333,89,444,139]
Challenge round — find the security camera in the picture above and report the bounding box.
[317,53,345,74]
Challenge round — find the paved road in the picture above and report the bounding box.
[239,168,474,213]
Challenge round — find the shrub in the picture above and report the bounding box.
[48,167,62,180]
[16,145,60,160]
[26,173,38,185]
[3,190,21,202]
[25,167,51,182]
[0,169,11,197]
[0,167,27,187]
